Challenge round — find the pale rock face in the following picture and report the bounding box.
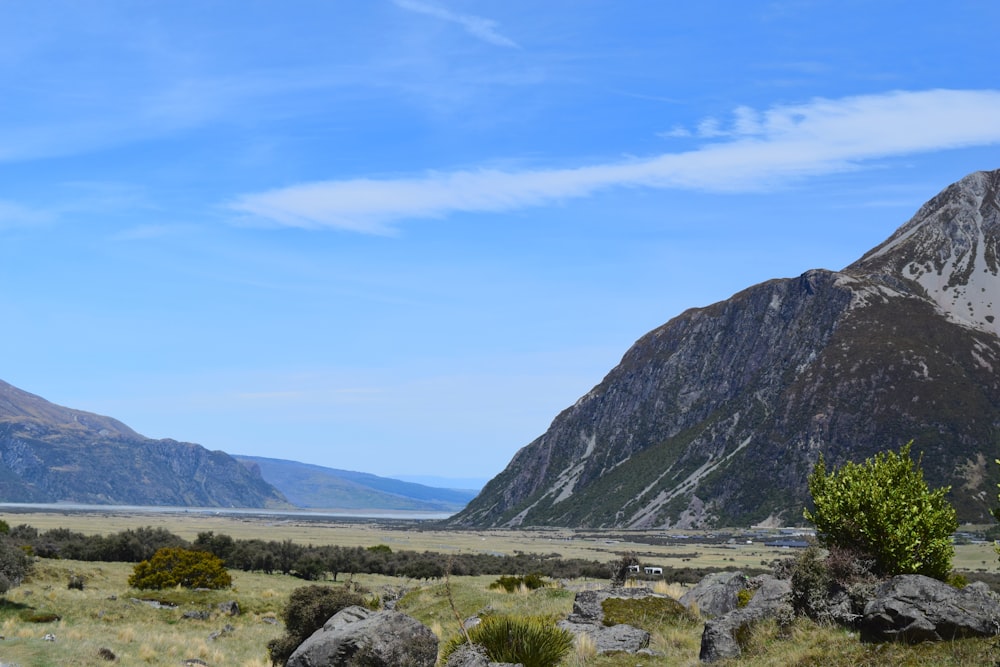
[453,169,1000,530]
[850,170,1000,336]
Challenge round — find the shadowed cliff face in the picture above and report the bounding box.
[0,380,288,508]
[452,169,1000,529]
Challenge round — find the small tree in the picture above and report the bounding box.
[0,536,31,595]
[128,547,232,590]
[804,442,957,581]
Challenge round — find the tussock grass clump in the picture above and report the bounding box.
[441,615,574,667]
[652,579,686,598]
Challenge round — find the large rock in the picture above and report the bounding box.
[287,605,438,667]
[699,576,793,662]
[680,571,750,618]
[860,575,1000,644]
[556,587,654,655]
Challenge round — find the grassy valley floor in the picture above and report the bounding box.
[0,511,996,665]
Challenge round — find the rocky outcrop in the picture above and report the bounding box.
[0,379,288,507]
[860,575,1000,644]
[679,571,750,618]
[699,576,793,662]
[287,605,438,667]
[556,587,659,655]
[451,169,1000,529]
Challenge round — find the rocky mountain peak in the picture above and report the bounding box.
[847,169,1000,335]
[0,379,141,440]
[452,168,1000,530]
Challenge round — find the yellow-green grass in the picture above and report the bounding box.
[0,511,997,665]
[1,556,997,666]
[0,558,302,666]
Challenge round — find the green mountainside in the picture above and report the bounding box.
[451,169,1000,529]
[234,455,477,511]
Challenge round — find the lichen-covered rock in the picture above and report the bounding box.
[860,575,1000,644]
[557,587,655,655]
[680,571,750,618]
[287,605,438,667]
[699,576,793,662]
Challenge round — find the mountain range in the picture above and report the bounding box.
[450,169,1000,530]
[0,379,287,507]
[234,455,477,512]
[0,380,470,511]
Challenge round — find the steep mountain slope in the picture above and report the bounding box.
[451,169,1000,529]
[234,455,477,511]
[0,380,289,507]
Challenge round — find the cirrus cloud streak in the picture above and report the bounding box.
[229,89,1000,234]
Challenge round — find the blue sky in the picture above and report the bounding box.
[2,1,999,486]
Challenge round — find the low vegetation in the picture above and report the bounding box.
[0,542,994,665]
[128,547,232,590]
[441,614,574,667]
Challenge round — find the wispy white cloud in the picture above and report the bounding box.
[229,89,1000,233]
[0,200,53,229]
[394,0,519,48]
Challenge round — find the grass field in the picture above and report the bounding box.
[0,510,996,666]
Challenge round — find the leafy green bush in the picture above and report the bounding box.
[266,584,367,666]
[804,442,957,580]
[441,615,574,667]
[736,588,754,608]
[128,547,232,590]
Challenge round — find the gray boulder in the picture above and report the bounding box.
[444,642,523,667]
[287,605,438,667]
[681,571,750,618]
[557,587,653,655]
[699,575,793,662]
[860,575,1000,644]
[218,600,240,616]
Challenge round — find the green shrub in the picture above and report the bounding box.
[0,536,32,595]
[68,573,85,591]
[736,588,754,608]
[441,615,573,667]
[267,584,366,666]
[128,547,232,590]
[804,442,957,580]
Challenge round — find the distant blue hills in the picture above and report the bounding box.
[234,455,479,512]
